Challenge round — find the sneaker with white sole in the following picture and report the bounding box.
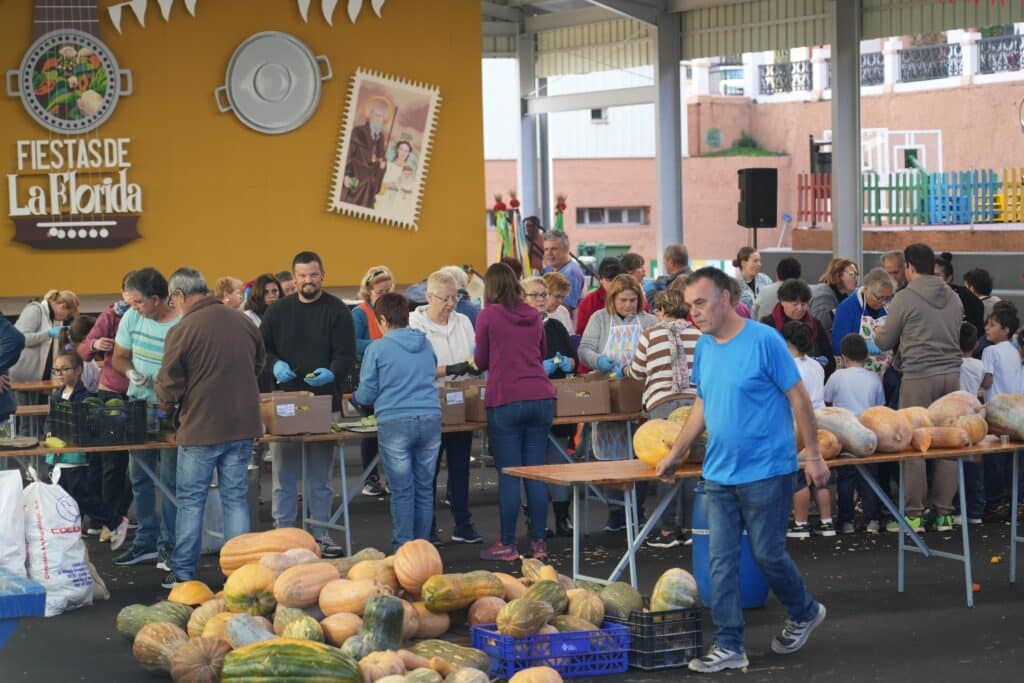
[771,602,827,655]
[161,572,185,590]
[865,520,881,535]
[112,545,157,566]
[108,517,130,552]
[687,644,749,673]
[787,521,810,540]
[155,545,172,572]
[838,521,856,535]
[812,520,836,537]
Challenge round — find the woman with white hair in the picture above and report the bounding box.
[352,266,395,498]
[441,265,479,327]
[409,270,482,545]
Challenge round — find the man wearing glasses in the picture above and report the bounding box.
[111,268,181,570]
[542,231,585,312]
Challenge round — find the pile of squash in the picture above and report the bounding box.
[115,530,494,683]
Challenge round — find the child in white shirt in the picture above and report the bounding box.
[826,334,885,534]
[980,309,1022,514]
[958,322,986,525]
[782,321,833,538]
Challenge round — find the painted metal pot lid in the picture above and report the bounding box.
[215,31,331,135]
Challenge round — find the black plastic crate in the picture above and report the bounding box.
[49,398,149,446]
[605,605,703,671]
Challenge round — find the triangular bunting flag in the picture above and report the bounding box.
[322,0,339,26]
[156,0,174,20]
[346,0,361,24]
[107,3,124,33]
[371,0,385,17]
[297,0,311,22]
[128,0,148,27]
[184,0,197,16]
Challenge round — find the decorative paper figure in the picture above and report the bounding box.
[328,69,440,230]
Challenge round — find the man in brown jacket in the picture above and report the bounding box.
[156,267,266,588]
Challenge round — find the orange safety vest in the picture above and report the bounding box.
[359,302,384,340]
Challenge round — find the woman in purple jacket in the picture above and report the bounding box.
[475,263,557,561]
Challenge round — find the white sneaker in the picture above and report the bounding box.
[688,644,749,673]
[109,517,130,551]
[865,520,881,535]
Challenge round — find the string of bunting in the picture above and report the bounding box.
[106,0,387,33]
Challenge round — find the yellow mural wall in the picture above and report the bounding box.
[0,0,486,297]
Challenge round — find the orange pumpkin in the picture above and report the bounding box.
[916,426,971,450]
[400,599,420,639]
[510,665,564,683]
[219,528,321,576]
[201,612,237,640]
[928,391,984,427]
[187,598,228,638]
[393,540,444,596]
[318,578,392,616]
[133,621,189,674]
[897,407,932,430]
[347,559,400,594]
[493,572,528,601]
[223,564,277,616]
[273,561,341,608]
[955,414,988,445]
[468,596,506,627]
[169,636,232,683]
[412,601,450,638]
[168,580,216,606]
[859,407,913,453]
[320,612,363,646]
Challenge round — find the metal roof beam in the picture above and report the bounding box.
[665,0,748,12]
[523,6,622,32]
[584,0,659,25]
[525,85,656,115]
[483,21,520,36]
[482,1,522,22]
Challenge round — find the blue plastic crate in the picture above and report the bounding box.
[471,621,629,679]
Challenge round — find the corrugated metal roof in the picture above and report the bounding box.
[483,34,517,58]
[536,18,654,77]
[681,0,830,60]
[863,0,1024,39]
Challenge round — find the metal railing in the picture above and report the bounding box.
[979,34,1024,74]
[899,43,963,82]
[758,60,812,95]
[860,52,884,86]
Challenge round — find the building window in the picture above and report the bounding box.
[575,207,649,226]
[590,108,608,124]
[485,209,496,230]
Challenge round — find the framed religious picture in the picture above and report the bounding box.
[328,69,441,230]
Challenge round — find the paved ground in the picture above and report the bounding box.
[3,449,1024,681]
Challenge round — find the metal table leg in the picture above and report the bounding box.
[604,480,682,587]
[339,444,351,556]
[301,441,309,534]
[572,484,581,582]
[1012,449,1021,584]
[621,487,638,589]
[898,460,906,593]
[957,460,974,608]
[132,453,178,508]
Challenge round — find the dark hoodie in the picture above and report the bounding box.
[475,301,555,408]
[874,274,962,380]
[353,327,439,423]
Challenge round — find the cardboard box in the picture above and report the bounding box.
[446,379,487,422]
[440,388,466,425]
[260,392,332,435]
[583,374,644,414]
[553,376,611,417]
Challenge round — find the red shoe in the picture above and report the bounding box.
[480,541,520,562]
[529,539,548,560]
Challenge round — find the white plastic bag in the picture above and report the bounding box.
[0,469,26,577]
[23,478,93,616]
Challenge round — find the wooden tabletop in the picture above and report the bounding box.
[14,405,49,417]
[505,440,1024,487]
[11,380,58,394]
[0,440,175,459]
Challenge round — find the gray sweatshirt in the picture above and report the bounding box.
[579,309,658,370]
[873,274,962,380]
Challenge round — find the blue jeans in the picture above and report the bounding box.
[836,464,882,525]
[171,439,252,580]
[433,430,473,532]
[706,472,819,653]
[378,415,442,550]
[129,447,177,553]
[271,440,335,539]
[487,399,555,544]
[958,459,986,519]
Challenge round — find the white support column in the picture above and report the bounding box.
[831,0,863,268]
[742,52,764,101]
[517,33,539,217]
[538,79,553,230]
[692,58,711,96]
[655,11,684,250]
[959,31,981,83]
[883,37,902,91]
[811,46,831,99]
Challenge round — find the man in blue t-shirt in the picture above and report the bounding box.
[542,231,585,312]
[657,267,830,673]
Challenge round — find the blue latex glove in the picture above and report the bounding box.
[813,355,829,368]
[596,355,615,373]
[542,358,558,376]
[558,355,573,373]
[47,325,63,338]
[273,360,296,384]
[304,367,335,387]
[612,363,624,379]
[866,339,882,355]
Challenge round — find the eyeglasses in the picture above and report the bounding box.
[52,367,76,375]
[525,292,547,299]
[429,293,456,305]
[843,270,859,277]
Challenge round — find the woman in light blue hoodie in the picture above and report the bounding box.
[354,293,442,550]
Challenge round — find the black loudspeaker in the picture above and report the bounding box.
[737,168,778,228]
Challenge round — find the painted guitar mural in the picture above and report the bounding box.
[5,0,141,249]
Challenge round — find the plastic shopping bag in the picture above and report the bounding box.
[0,469,26,577]
[23,477,93,616]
